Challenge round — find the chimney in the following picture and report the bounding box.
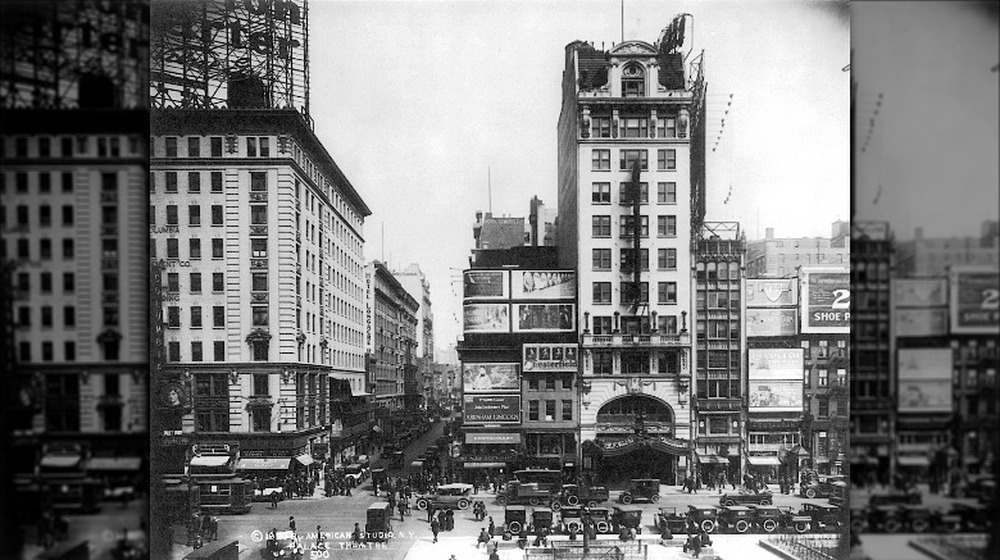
[914,227,923,240]
[765,228,774,239]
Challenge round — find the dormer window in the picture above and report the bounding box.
[622,63,645,98]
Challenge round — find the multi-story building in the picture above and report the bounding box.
[800,330,850,478]
[394,263,435,411]
[528,196,559,247]
[556,27,706,484]
[692,223,746,485]
[745,222,850,279]
[365,261,419,425]
[894,222,999,277]
[850,221,895,486]
[149,108,371,483]
[1,2,149,549]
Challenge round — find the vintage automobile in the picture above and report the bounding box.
[414,483,474,511]
[717,505,755,534]
[949,502,992,532]
[365,502,393,542]
[799,475,847,500]
[849,506,867,533]
[802,503,844,533]
[866,505,904,533]
[748,505,811,534]
[617,479,661,505]
[388,451,405,470]
[896,504,939,534]
[531,509,556,534]
[553,484,610,509]
[868,490,921,506]
[263,530,303,560]
[687,505,719,533]
[655,507,690,535]
[611,506,643,534]
[495,481,555,507]
[503,505,528,534]
[371,469,388,490]
[587,507,615,534]
[949,474,995,501]
[558,506,585,534]
[719,489,773,507]
[343,464,366,487]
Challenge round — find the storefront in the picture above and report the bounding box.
[459,431,520,482]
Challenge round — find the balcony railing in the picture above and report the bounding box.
[583,332,690,347]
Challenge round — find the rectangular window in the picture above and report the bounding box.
[622,117,649,138]
[65,341,76,361]
[658,315,678,334]
[167,273,179,292]
[212,273,224,292]
[250,204,267,224]
[250,172,267,192]
[191,342,203,362]
[591,149,611,170]
[562,400,573,421]
[211,205,223,225]
[529,400,539,421]
[657,248,677,270]
[656,117,677,138]
[39,173,50,193]
[62,172,73,192]
[657,182,676,204]
[188,137,200,157]
[165,172,177,193]
[211,172,223,193]
[818,369,829,387]
[165,137,178,157]
[657,282,678,304]
[168,341,180,361]
[593,350,613,374]
[259,137,270,157]
[591,182,611,204]
[620,281,649,303]
[188,205,201,226]
[213,306,225,327]
[210,137,223,157]
[619,215,648,237]
[212,238,224,258]
[61,138,73,157]
[252,272,268,291]
[167,306,180,328]
[246,137,257,157]
[62,205,73,226]
[253,374,269,396]
[190,272,202,293]
[252,306,269,326]
[657,215,677,237]
[189,238,201,259]
[593,282,612,304]
[657,149,677,170]
[166,205,178,225]
[592,117,612,138]
[251,239,267,258]
[593,317,612,335]
[190,307,202,328]
[619,182,648,204]
[214,341,225,361]
[545,400,556,421]
[528,377,539,390]
[188,172,200,193]
[39,205,51,226]
[592,215,611,238]
[166,238,179,259]
[592,248,612,270]
[620,248,649,271]
[619,149,648,171]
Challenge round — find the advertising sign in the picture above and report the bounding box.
[950,268,999,334]
[800,268,850,334]
[748,348,805,380]
[462,363,520,393]
[898,348,952,380]
[512,270,576,300]
[897,348,952,413]
[898,380,952,413]
[463,270,508,299]
[895,308,949,337]
[463,395,521,425]
[465,433,521,444]
[513,304,575,332]
[893,278,948,307]
[463,303,510,333]
[748,380,804,412]
[746,308,798,337]
[746,279,798,307]
[523,343,579,372]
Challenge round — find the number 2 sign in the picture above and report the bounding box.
[800,268,851,334]
[951,268,1000,333]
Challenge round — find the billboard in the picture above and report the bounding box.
[893,278,948,307]
[523,344,579,372]
[748,380,804,412]
[464,270,508,299]
[950,268,999,334]
[746,279,798,307]
[512,270,576,300]
[895,308,949,337]
[746,308,798,337]
[898,348,952,413]
[800,268,850,334]
[463,363,520,393]
[748,348,805,380]
[463,395,521,425]
[463,303,510,333]
[513,304,575,332]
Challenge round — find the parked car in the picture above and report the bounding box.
[413,483,473,511]
[553,484,610,509]
[557,506,585,534]
[866,505,904,533]
[719,489,772,507]
[611,507,643,534]
[343,464,365,486]
[949,502,992,532]
[868,491,921,506]
[655,507,689,535]
[617,479,661,505]
[949,474,995,501]
[718,505,754,534]
[587,507,615,534]
[748,505,811,534]
[802,503,843,533]
[896,504,937,534]
[503,505,528,534]
[686,505,719,533]
[495,481,555,507]
[799,475,847,499]
[531,509,556,534]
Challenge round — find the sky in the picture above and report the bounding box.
[852,2,999,240]
[307,0,850,356]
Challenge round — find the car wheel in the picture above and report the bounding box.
[416,499,428,511]
[763,519,777,533]
[550,501,562,512]
[621,494,633,505]
[529,497,540,506]
[911,519,929,533]
[566,495,580,506]
[509,521,522,534]
[458,499,470,510]
[735,520,749,533]
[795,521,810,534]
[884,519,901,534]
[586,501,598,509]
[805,488,817,499]
[650,494,660,503]
[569,522,580,533]
[701,519,716,533]
[496,496,507,506]
[724,499,736,507]
[760,498,772,506]
[597,521,611,534]
[851,519,865,533]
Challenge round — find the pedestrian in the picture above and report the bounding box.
[288,516,296,533]
[446,508,455,531]
[271,490,280,509]
[427,504,435,523]
[398,501,406,522]
[315,526,326,551]
[352,523,362,543]
[488,516,495,536]
[477,527,491,549]
[430,518,440,543]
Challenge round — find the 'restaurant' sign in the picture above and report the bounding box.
[800,267,850,334]
[950,268,999,334]
[463,395,521,425]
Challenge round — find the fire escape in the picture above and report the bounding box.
[620,159,648,331]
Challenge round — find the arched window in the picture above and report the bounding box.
[622,63,645,98]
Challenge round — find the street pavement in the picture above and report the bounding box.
[851,482,980,510]
[20,500,147,560]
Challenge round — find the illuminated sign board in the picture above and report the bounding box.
[463,270,508,299]
[800,267,850,334]
[746,308,797,337]
[513,304,575,332]
[745,279,798,307]
[898,348,952,413]
[463,395,521,425]
[950,268,999,334]
[523,344,578,372]
[462,363,520,393]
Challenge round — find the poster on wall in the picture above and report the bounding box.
[513,303,575,332]
[748,380,803,412]
[746,308,798,337]
[462,363,520,393]
[745,279,798,307]
[523,343,578,371]
[463,394,521,425]
[748,348,804,380]
[950,268,999,334]
[800,267,850,334]
[463,303,510,333]
[895,308,949,337]
[511,270,576,300]
[893,278,948,307]
[463,270,508,299]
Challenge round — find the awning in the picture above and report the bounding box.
[697,455,730,464]
[411,461,424,468]
[295,454,315,466]
[189,455,231,468]
[87,457,142,471]
[236,458,292,471]
[464,462,506,468]
[814,457,831,464]
[897,456,930,467]
[40,455,82,468]
[747,456,781,466]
